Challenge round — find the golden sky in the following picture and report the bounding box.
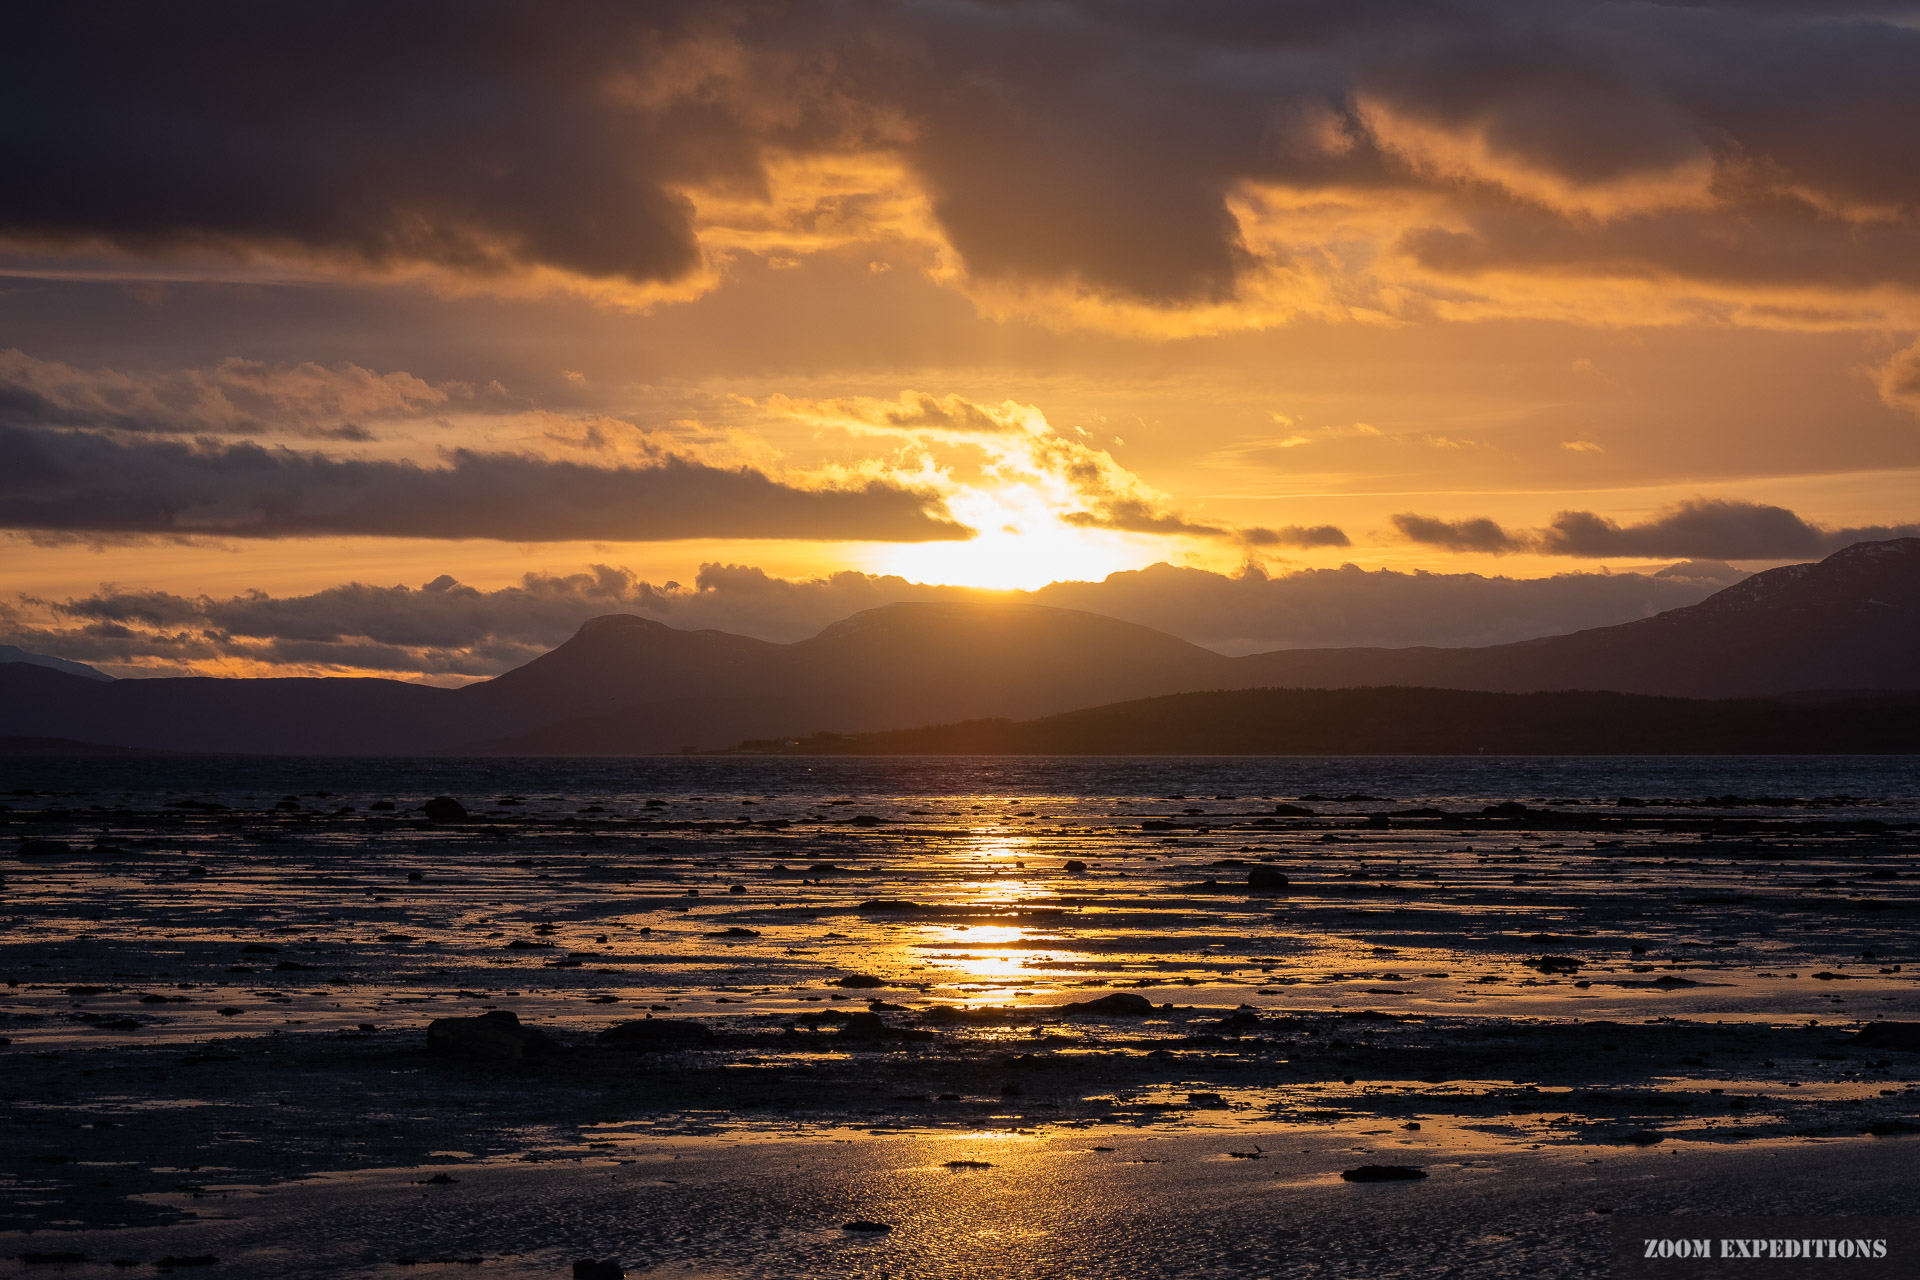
[3,2,1918,678]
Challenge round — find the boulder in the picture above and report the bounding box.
[838,1012,934,1043]
[1856,1022,1920,1050]
[597,1018,716,1050]
[1063,860,1088,873]
[421,796,467,823]
[835,973,886,988]
[919,1004,1021,1026]
[573,1262,625,1280]
[1340,1165,1427,1182]
[425,1010,556,1062]
[1055,992,1154,1017]
[1247,866,1289,890]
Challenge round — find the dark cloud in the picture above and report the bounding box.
[1391,513,1525,554]
[1061,499,1348,548]
[0,349,466,437]
[1536,497,1920,559]
[0,426,969,542]
[1395,499,1919,560]
[0,4,749,290]
[5,556,1741,677]
[7,3,1920,308]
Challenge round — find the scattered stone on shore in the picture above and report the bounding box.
[597,1018,716,1049]
[1056,992,1154,1017]
[1855,1022,1920,1050]
[1340,1165,1427,1182]
[425,1010,557,1062]
[573,1260,625,1279]
[421,796,467,824]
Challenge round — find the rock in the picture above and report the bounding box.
[1056,992,1154,1017]
[836,973,886,988]
[573,1261,625,1280]
[425,1010,557,1062]
[1622,1130,1665,1146]
[1340,1165,1427,1182]
[1272,804,1315,816]
[1187,1092,1228,1109]
[1247,866,1289,890]
[421,796,467,823]
[1856,1022,1920,1050]
[919,1004,1020,1026]
[1526,955,1582,974]
[1862,1119,1920,1136]
[842,1221,892,1233]
[1063,860,1088,873]
[597,1018,716,1050]
[838,1012,933,1043]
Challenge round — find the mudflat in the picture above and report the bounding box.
[3,755,1917,1276]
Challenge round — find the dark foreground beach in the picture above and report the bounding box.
[3,755,1917,1277]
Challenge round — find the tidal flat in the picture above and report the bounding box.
[3,755,1917,1277]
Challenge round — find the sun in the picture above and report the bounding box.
[865,488,1162,590]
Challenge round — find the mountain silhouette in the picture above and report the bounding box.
[0,644,113,681]
[466,601,1239,754]
[1,537,1915,754]
[1230,537,1920,698]
[732,687,1920,756]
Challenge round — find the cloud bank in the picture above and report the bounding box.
[7,4,1920,326]
[0,426,968,542]
[1394,498,1920,560]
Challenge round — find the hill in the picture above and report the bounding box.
[733,687,1920,756]
[1232,538,1920,697]
[0,644,113,681]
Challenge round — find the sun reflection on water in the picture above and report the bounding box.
[914,923,1060,984]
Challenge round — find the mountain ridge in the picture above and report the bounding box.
[1,537,1914,754]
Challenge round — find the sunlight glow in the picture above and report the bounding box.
[866,493,1163,590]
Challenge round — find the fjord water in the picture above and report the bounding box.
[12,751,1920,814]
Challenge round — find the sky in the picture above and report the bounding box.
[3,1,1918,680]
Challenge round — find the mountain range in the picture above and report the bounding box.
[1,537,1915,755]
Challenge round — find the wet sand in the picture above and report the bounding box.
[3,760,1918,1274]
